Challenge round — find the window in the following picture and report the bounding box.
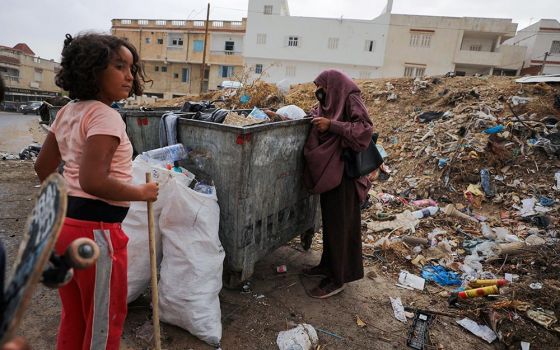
[409,32,433,48]
[264,5,273,14]
[551,40,560,54]
[288,36,299,47]
[193,40,204,52]
[328,37,339,50]
[157,38,163,45]
[155,66,159,72]
[161,66,167,73]
[121,19,131,25]
[469,44,482,51]
[404,66,426,77]
[285,65,296,77]
[138,19,148,25]
[255,64,263,74]
[365,40,376,52]
[225,41,235,55]
[33,57,41,63]
[257,33,267,45]
[145,37,151,44]
[182,68,190,82]
[220,66,234,78]
[34,68,43,82]
[155,20,166,25]
[169,35,183,47]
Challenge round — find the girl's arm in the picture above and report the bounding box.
[79,135,158,202]
[35,132,62,182]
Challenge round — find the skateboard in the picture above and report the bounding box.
[0,173,100,345]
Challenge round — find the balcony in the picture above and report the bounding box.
[454,45,526,69]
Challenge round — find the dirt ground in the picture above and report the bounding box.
[1,160,497,350]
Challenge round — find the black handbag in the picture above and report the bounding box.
[343,133,384,179]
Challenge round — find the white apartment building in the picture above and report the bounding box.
[243,0,391,87]
[384,14,527,78]
[504,19,560,75]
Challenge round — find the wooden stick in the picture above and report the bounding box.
[146,172,162,350]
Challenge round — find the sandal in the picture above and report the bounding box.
[309,278,345,299]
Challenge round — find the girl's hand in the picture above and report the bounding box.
[140,182,159,202]
[312,117,331,133]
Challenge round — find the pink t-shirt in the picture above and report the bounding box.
[51,100,133,207]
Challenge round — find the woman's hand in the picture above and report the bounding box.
[312,117,331,133]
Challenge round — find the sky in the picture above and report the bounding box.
[1,0,559,61]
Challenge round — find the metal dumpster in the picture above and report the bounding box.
[176,118,319,287]
[121,109,189,154]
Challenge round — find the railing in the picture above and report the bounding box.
[114,19,246,30]
[210,50,242,56]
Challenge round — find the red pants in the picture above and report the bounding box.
[55,218,129,350]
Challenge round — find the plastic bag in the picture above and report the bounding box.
[158,175,224,346]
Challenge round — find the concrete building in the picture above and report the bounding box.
[243,0,390,88]
[383,14,527,78]
[111,18,246,98]
[504,19,560,75]
[0,43,62,103]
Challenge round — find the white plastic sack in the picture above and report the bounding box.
[124,158,193,303]
[158,176,224,347]
[276,105,306,120]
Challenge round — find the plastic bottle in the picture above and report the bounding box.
[194,182,214,195]
[480,168,494,197]
[142,144,187,163]
[411,206,439,219]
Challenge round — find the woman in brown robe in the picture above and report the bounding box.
[303,69,373,298]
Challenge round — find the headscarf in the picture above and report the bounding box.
[303,69,372,201]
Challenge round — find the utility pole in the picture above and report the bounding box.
[200,3,210,93]
[540,52,549,75]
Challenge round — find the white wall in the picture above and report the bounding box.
[505,19,560,74]
[210,33,244,53]
[244,0,389,84]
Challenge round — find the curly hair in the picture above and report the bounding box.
[55,33,148,100]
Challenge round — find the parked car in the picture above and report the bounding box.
[0,101,20,112]
[20,101,43,115]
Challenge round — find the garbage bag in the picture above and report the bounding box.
[124,157,193,303]
[158,174,224,346]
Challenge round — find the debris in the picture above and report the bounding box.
[456,318,497,343]
[483,125,505,134]
[406,311,433,350]
[418,111,443,123]
[526,309,558,330]
[449,285,500,305]
[276,265,287,274]
[421,265,461,286]
[521,341,531,350]
[387,92,398,101]
[389,297,407,323]
[356,315,367,328]
[276,324,319,350]
[402,236,429,247]
[468,279,507,288]
[442,204,478,223]
[529,282,543,290]
[366,211,419,233]
[479,169,494,197]
[397,270,425,291]
[510,96,533,106]
[411,206,439,219]
[315,327,344,340]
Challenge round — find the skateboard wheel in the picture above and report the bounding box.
[66,238,100,269]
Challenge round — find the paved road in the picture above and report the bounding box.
[0,111,45,154]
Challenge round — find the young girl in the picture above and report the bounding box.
[35,33,158,350]
[303,69,373,299]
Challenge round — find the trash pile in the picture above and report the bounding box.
[287,75,559,348]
